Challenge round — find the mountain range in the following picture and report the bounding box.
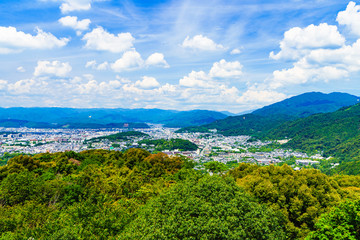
[178,92,360,136]
[0,108,228,128]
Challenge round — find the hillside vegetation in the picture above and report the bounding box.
[178,92,359,136]
[1,150,360,239]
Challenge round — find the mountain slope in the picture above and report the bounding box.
[265,103,360,158]
[253,92,360,117]
[179,114,296,136]
[178,92,360,135]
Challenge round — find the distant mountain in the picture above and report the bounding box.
[253,92,360,117]
[220,111,237,116]
[0,119,149,129]
[178,92,360,136]
[0,108,227,128]
[161,110,227,127]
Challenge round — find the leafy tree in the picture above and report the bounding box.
[122,175,287,239]
[228,163,343,239]
[204,161,228,174]
[306,200,360,240]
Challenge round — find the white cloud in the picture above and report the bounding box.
[0,27,69,54]
[34,60,72,77]
[85,60,109,70]
[230,48,241,55]
[179,70,212,88]
[209,59,243,78]
[270,39,360,89]
[41,0,96,13]
[111,50,144,72]
[135,76,160,89]
[17,66,25,73]
[337,1,360,36]
[237,90,287,104]
[0,80,8,90]
[59,16,91,33]
[182,35,225,51]
[85,60,96,68]
[270,23,345,60]
[157,83,176,93]
[82,27,134,53]
[97,61,109,70]
[145,53,169,68]
[8,79,48,94]
[60,0,91,13]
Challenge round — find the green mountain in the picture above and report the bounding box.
[179,114,295,136]
[178,92,360,136]
[265,103,360,157]
[0,108,227,128]
[253,92,360,117]
[261,103,360,175]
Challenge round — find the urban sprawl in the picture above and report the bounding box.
[0,125,326,169]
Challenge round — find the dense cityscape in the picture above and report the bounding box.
[0,125,325,169]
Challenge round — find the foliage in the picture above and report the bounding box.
[0,149,189,239]
[139,138,198,151]
[93,131,149,141]
[306,200,360,240]
[228,164,345,239]
[1,149,360,239]
[0,152,23,166]
[122,175,287,240]
[204,161,228,174]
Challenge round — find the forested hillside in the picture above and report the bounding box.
[1,150,360,239]
[263,103,360,174]
[178,92,359,136]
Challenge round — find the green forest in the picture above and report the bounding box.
[1,149,360,239]
[138,138,198,151]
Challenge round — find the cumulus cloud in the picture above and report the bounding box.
[111,51,144,72]
[145,53,169,68]
[8,79,48,94]
[337,1,360,36]
[270,23,345,60]
[0,27,69,54]
[179,71,212,88]
[269,5,360,90]
[209,59,243,78]
[135,76,160,89]
[85,60,109,70]
[270,36,360,89]
[82,27,134,53]
[59,16,91,34]
[0,80,8,90]
[34,60,72,77]
[59,0,91,13]
[230,48,241,55]
[182,35,225,51]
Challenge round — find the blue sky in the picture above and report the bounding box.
[0,0,359,112]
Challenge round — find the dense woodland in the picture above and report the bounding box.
[1,149,360,239]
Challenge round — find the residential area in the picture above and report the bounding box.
[0,125,326,169]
